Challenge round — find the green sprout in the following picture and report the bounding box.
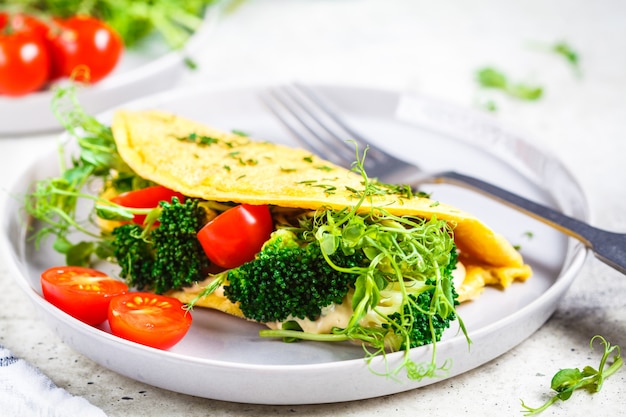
[520,335,623,415]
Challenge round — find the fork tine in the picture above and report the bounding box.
[261,85,361,166]
[260,89,336,162]
[281,84,396,166]
[286,84,367,156]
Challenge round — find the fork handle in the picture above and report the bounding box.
[431,171,626,275]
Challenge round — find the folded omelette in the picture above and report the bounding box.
[111,110,532,308]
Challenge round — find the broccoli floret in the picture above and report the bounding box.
[386,248,460,350]
[223,229,367,323]
[222,227,459,348]
[112,223,153,288]
[112,198,210,293]
[386,280,458,351]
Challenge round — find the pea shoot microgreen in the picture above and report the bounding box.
[25,86,150,266]
[520,335,623,416]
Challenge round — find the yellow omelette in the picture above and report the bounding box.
[111,110,532,309]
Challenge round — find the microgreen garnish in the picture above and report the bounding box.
[521,335,623,415]
[303,155,314,163]
[25,86,150,265]
[476,67,543,101]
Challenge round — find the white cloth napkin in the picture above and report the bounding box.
[0,344,107,417]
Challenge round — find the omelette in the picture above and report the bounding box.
[111,109,531,311]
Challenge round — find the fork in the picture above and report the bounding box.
[261,83,626,275]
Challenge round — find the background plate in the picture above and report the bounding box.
[0,84,588,404]
[0,7,218,136]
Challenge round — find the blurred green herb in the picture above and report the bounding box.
[476,67,543,101]
[552,42,580,71]
[520,335,623,415]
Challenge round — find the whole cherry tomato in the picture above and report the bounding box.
[0,13,51,96]
[48,16,123,83]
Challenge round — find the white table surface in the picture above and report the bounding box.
[1,0,625,415]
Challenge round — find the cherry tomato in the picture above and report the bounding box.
[108,293,192,350]
[41,266,128,325]
[111,185,186,225]
[48,16,123,83]
[197,204,274,269]
[0,13,51,96]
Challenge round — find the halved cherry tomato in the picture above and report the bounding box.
[48,15,123,83]
[41,266,128,325]
[108,292,192,350]
[111,185,186,225]
[197,204,274,269]
[0,13,51,96]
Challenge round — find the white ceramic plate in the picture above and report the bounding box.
[0,8,218,137]
[0,84,589,405]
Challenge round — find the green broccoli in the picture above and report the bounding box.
[384,277,459,350]
[223,229,367,323]
[386,248,460,350]
[260,242,460,349]
[112,198,210,293]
